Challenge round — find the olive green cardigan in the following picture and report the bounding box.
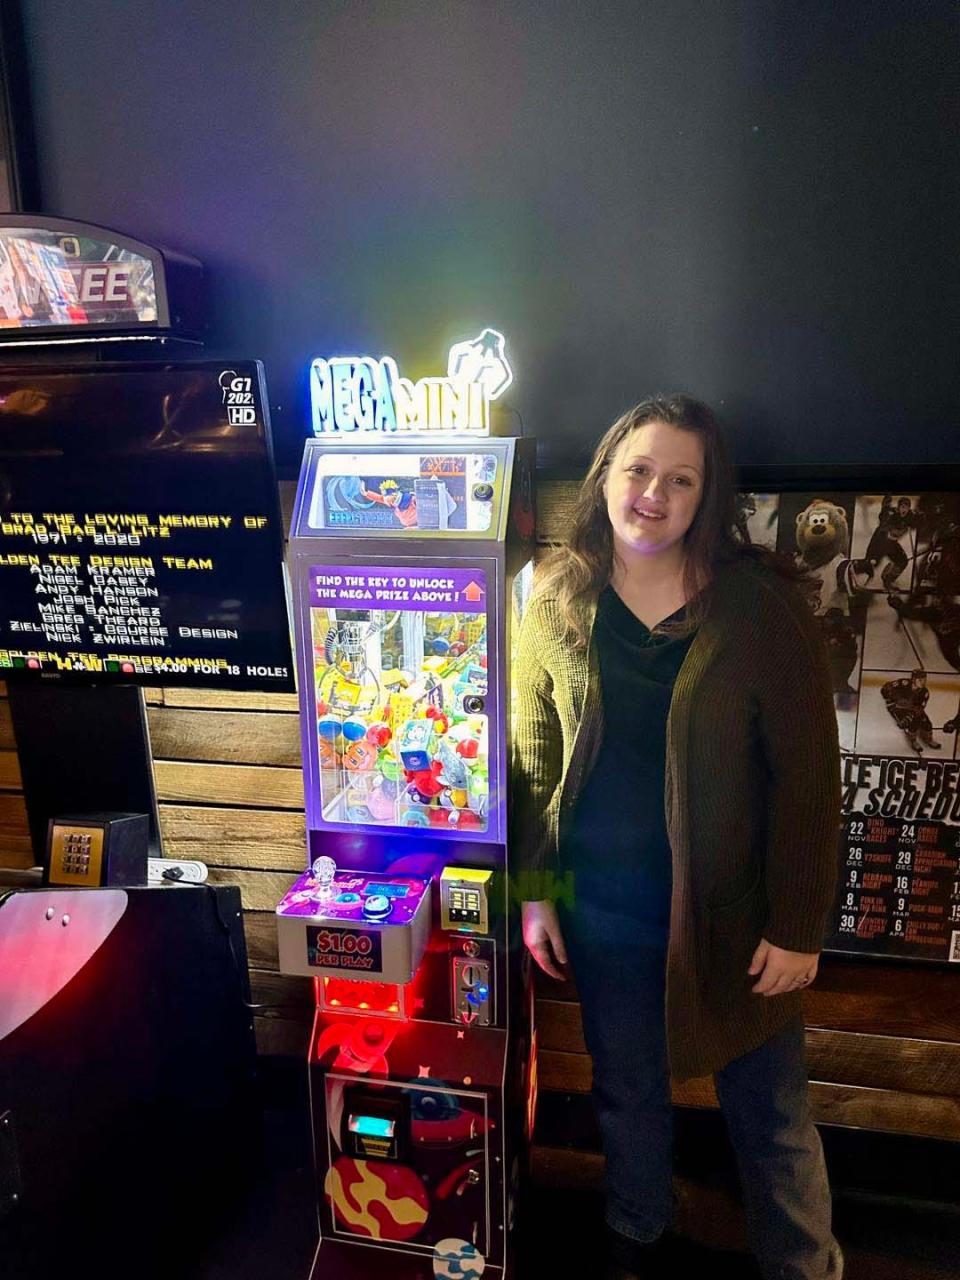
[511,556,841,1081]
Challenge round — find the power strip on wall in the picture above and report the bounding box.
[147,858,209,884]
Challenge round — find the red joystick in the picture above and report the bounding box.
[363,1024,386,1048]
[317,699,328,715]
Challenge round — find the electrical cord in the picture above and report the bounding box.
[502,403,524,436]
[205,881,268,1012]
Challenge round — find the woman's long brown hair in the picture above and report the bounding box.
[536,394,804,646]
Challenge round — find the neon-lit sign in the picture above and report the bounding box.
[310,328,512,439]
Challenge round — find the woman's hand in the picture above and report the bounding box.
[748,938,819,996]
[522,900,568,980]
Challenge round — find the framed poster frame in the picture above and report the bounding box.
[740,464,960,966]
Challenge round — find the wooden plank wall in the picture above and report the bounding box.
[2,478,960,1181]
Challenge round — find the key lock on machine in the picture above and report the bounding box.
[441,865,495,1027]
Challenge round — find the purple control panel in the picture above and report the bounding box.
[277,869,431,923]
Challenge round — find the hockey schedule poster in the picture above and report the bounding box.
[740,489,960,963]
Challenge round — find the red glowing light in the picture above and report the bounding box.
[320,977,406,1018]
[0,889,128,1040]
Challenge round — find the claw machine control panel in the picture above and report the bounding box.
[278,414,536,1279]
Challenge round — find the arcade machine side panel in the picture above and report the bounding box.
[499,436,539,1268]
[0,885,257,1268]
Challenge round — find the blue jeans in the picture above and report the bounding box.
[563,898,842,1280]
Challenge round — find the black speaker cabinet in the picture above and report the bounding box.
[0,884,258,1277]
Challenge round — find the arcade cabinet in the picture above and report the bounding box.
[277,409,537,1278]
[0,216,293,1274]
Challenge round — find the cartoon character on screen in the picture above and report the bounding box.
[880,669,942,755]
[795,499,865,704]
[360,478,418,528]
[860,495,919,591]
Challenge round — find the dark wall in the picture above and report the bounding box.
[18,0,958,470]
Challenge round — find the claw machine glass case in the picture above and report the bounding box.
[278,433,536,1280]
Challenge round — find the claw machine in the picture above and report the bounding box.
[277,333,537,1279]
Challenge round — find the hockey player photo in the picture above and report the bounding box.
[733,490,779,550]
[881,670,940,754]
[912,494,960,595]
[886,593,960,674]
[854,667,956,757]
[848,496,957,648]
[851,493,960,753]
[858,494,919,590]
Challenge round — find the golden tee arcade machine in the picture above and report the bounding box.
[277,331,536,1280]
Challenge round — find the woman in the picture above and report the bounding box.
[513,395,842,1280]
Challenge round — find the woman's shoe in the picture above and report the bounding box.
[604,1223,664,1275]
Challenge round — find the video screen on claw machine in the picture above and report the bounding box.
[309,564,490,832]
[307,450,504,535]
[0,362,294,690]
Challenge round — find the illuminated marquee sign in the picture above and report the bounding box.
[0,214,204,343]
[310,328,512,438]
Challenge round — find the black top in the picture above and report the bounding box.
[560,585,698,938]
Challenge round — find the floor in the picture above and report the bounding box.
[192,1108,960,1280]
[6,1104,959,1279]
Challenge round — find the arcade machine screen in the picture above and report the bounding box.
[0,361,293,691]
[306,448,505,535]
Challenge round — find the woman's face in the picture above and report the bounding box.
[602,420,705,561]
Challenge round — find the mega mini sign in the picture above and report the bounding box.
[310,328,513,439]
